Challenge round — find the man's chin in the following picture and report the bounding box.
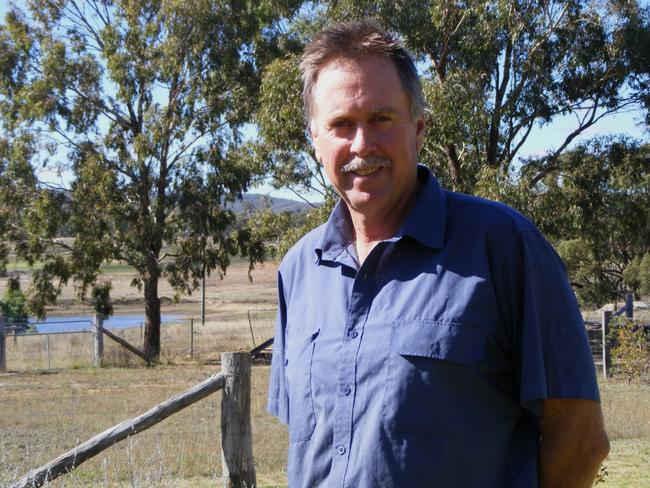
[343,190,391,215]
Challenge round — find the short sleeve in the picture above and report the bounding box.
[267,271,289,424]
[513,230,600,418]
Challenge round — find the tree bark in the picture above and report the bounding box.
[444,143,461,190]
[143,268,161,362]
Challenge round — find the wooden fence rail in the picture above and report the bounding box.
[8,352,256,488]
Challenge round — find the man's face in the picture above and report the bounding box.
[310,56,425,221]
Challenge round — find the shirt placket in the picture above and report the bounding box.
[330,244,384,487]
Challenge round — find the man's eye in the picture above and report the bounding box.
[331,120,353,128]
[371,115,392,124]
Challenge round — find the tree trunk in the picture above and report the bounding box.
[143,270,161,362]
[444,143,461,191]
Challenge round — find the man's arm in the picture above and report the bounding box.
[539,399,610,488]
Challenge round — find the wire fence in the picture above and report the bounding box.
[3,309,277,371]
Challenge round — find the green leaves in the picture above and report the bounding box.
[531,138,650,305]
[0,276,29,329]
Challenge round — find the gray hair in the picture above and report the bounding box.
[300,19,425,125]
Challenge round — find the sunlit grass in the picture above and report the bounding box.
[0,365,288,487]
[598,380,650,486]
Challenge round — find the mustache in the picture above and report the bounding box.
[340,155,392,173]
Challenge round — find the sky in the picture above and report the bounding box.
[1,1,648,203]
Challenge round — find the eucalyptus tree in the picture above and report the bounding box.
[531,138,650,305]
[0,0,301,361]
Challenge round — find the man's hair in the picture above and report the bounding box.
[300,19,425,124]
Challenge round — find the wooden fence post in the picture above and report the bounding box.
[625,293,634,319]
[601,310,612,379]
[93,313,104,367]
[0,314,6,373]
[220,352,256,488]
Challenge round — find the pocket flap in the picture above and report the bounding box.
[394,321,484,365]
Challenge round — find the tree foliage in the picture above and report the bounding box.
[0,275,29,330]
[624,252,650,297]
[0,0,302,360]
[531,138,649,305]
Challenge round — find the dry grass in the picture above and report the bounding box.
[598,380,650,487]
[0,365,288,487]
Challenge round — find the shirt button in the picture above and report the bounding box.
[348,329,358,338]
[336,445,346,455]
[340,385,351,396]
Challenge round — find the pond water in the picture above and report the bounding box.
[29,314,185,333]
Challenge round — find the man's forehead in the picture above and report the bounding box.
[325,106,399,120]
[312,58,407,112]
[317,54,390,78]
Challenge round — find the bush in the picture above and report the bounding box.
[609,317,650,383]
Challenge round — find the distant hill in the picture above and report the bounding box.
[226,193,316,214]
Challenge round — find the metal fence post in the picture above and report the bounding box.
[46,334,52,371]
[93,313,104,367]
[190,318,194,358]
[0,315,6,372]
[201,269,206,327]
[220,352,256,488]
[601,310,612,379]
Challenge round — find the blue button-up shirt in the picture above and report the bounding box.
[268,166,599,487]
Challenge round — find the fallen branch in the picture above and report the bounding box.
[102,327,149,362]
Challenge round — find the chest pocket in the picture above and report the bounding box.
[383,320,485,437]
[285,328,319,442]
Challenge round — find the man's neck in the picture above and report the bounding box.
[348,183,420,265]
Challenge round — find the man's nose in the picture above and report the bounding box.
[350,125,376,157]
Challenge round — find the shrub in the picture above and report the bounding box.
[609,317,650,383]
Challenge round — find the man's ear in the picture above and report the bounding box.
[309,120,322,164]
[415,114,426,152]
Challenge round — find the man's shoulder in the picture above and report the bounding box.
[443,189,538,235]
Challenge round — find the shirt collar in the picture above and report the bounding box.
[316,165,447,264]
[393,165,447,250]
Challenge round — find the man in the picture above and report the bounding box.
[268,19,609,488]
